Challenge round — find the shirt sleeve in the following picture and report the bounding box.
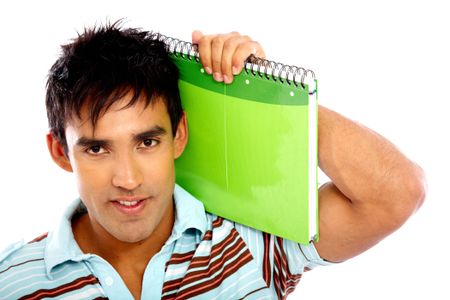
[286,238,336,272]
[234,223,336,298]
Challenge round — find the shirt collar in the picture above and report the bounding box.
[166,184,207,243]
[44,199,90,278]
[44,184,207,277]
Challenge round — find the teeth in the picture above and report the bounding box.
[118,200,139,206]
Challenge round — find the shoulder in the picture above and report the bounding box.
[0,232,105,299]
[0,233,47,267]
[231,219,334,271]
[0,240,25,263]
[203,213,334,269]
[201,215,335,298]
[0,233,48,297]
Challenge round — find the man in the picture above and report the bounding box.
[0,23,426,299]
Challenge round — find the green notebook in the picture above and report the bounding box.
[167,41,318,244]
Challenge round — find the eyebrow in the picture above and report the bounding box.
[76,137,110,148]
[133,126,167,142]
[75,125,168,148]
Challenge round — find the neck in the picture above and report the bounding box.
[72,200,174,266]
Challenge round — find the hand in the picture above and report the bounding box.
[192,31,266,84]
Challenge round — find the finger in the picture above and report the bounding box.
[195,33,215,75]
[210,32,240,82]
[231,41,266,75]
[210,34,226,82]
[221,34,252,84]
[191,30,203,45]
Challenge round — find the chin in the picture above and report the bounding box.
[113,230,151,244]
[123,237,146,244]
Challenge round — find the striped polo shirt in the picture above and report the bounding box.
[0,184,332,299]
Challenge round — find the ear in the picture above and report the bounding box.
[174,112,188,159]
[46,133,73,172]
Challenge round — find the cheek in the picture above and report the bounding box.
[72,161,111,200]
[143,151,176,186]
[150,156,175,179]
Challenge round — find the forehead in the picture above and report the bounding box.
[67,96,170,137]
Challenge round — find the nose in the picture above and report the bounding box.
[111,152,143,191]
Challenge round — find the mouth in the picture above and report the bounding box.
[111,196,149,215]
[117,199,142,207]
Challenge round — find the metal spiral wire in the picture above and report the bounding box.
[243,54,315,90]
[158,34,199,62]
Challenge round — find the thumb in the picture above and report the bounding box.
[191,30,203,44]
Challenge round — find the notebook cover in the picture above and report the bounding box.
[172,55,316,244]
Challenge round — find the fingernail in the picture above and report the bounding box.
[232,66,239,75]
[213,72,223,82]
[205,67,212,74]
[223,75,232,84]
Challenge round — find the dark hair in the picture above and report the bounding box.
[45,21,182,151]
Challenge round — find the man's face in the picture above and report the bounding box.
[61,95,186,243]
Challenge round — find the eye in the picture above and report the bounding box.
[140,138,158,148]
[86,145,107,155]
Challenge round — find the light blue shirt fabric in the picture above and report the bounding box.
[0,184,333,299]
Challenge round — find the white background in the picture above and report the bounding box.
[0,0,448,299]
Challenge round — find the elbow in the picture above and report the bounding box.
[405,163,427,213]
[390,163,427,227]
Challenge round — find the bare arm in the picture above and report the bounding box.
[314,106,427,262]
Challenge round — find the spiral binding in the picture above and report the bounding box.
[159,34,316,94]
[159,34,200,62]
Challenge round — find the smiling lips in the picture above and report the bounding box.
[112,196,148,214]
[118,199,141,206]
